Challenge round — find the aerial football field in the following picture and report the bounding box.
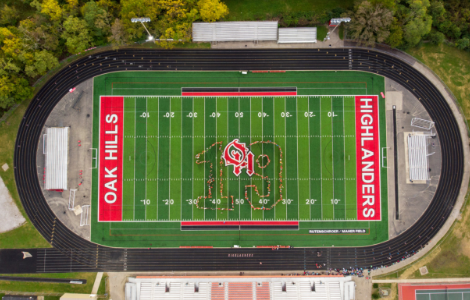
[91,71,388,248]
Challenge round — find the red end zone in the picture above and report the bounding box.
[98,96,124,221]
[355,96,381,221]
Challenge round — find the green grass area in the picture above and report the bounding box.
[223,0,354,21]
[317,25,328,41]
[338,24,344,40]
[0,273,97,294]
[91,70,388,248]
[406,44,470,127]
[97,274,107,295]
[0,98,50,249]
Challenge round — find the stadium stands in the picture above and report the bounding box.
[192,22,278,42]
[407,133,429,182]
[44,127,69,191]
[278,28,317,43]
[125,276,355,300]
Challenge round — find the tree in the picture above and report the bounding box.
[402,0,432,47]
[61,16,92,53]
[429,1,445,26]
[0,75,33,109]
[197,0,228,22]
[24,50,59,77]
[0,27,15,46]
[41,0,63,21]
[387,17,403,47]
[429,31,445,44]
[108,18,128,49]
[0,5,19,26]
[18,19,59,52]
[456,37,470,50]
[348,1,393,46]
[82,1,111,42]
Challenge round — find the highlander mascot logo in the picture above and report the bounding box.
[223,139,254,176]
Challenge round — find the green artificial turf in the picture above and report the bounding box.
[91,71,388,247]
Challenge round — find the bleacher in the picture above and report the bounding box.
[407,134,430,181]
[126,275,355,300]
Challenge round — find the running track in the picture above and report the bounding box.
[10,49,464,272]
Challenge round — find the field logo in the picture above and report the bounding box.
[223,139,255,177]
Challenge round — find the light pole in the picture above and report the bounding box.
[131,17,154,41]
[324,17,351,41]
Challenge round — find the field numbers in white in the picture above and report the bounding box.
[304,112,315,117]
[306,199,317,205]
[281,112,292,118]
[331,199,341,205]
[327,111,338,117]
[163,199,174,205]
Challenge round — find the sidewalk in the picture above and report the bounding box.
[211,27,343,49]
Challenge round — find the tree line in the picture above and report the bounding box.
[1,0,469,111]
[0,0,228,110]
[346,0,470,50]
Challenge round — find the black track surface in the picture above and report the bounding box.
[13,49,463,273]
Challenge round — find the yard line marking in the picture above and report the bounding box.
[181,96,183,221]
[192,97,194,221]
[308,97,311,220]
[238,97,241,221]
[273,97,276,219]
[226,96,229,217]
[157,97,160,220]
[204,97,206,221]
[285,96,287,220]
[215,97,218,214]
[297,96,299,221]
[343,96,346,219]
[169,98,172,220]
[133,97,136,221]
[320,97,323,220]
[331,96,335,220]
[145,97,148,220]
[250,97,253,221]
[262,96,264,220]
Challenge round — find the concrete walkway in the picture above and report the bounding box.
[0,175,25,233]
[91,272,104,294]
[211,27,343,49]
